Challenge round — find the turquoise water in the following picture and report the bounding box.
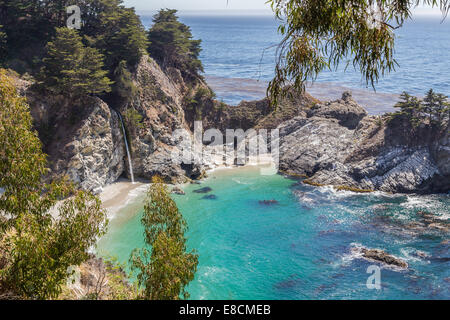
[97,166,449,300]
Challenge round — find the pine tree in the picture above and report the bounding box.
[393,92,422,127]
[423,89,450,127]
[86,3,148,70]
[424,89,437,123]
[38,28,112,98]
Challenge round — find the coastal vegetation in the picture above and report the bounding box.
[130,177,198,300]
[267,0,450,104]
[148,9,204,81]
[391,90,450,129]
[37,27,112,98]
[0,70,108,299]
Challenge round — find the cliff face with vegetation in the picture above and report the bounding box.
[18,55,211,191]
[18,70,449,195]
[117,56,207,183]
[278,92,450,194]
[27,90,125,193]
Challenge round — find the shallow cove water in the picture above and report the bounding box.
[97,166,449,300]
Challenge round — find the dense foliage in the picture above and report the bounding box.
[267,0,450,105]
[148,9,204,80]
[113,60,138,101]
[38,28,112,98]
[130,177,198,300]
[392,89,450,128]
[0,70,108,299]
[0,0,147,100]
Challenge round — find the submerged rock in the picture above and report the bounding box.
[259,200,279,206]
[193,187,213,194]
[202,194,217,200]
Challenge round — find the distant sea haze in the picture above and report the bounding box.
[140,14,450,112]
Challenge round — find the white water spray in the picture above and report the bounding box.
[116,111,135,184]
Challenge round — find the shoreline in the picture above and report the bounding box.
[99,154,277,218]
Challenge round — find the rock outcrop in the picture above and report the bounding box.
[278,92,450,194]
[118,56,208,184]
[17,57,449,194]
[27,91,125,193]
[351,246,408,269]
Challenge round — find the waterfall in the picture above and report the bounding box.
[116,111,135,184]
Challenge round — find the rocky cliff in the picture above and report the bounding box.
[26,89,125,193]
[17,57,449,194]
[115,56,206,184]
[22,55,209,192]
[278,92,450,194]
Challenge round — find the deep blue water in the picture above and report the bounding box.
[141,14,450,105]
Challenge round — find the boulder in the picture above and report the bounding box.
[259,200,279,206]
[306,92,367,129]
[352,247,408,269]
[202,194,217,200]
[171,187,185,195]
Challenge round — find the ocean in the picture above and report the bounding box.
[96,14,450,300]
[97,166,450,300]
[141,14,450,112]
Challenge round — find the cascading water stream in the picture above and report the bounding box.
[116,111,135,184]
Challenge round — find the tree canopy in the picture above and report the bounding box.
[0,70,108,299]
[392,89,450,128]
[0,0,147,99]
[267,0,450,104]
[38,28,112,98]
[148,9,204,80]
[130,177,198,300]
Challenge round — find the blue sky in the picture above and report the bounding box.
[123,0,442,15]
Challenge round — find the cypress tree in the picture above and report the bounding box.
[38,28,112,98]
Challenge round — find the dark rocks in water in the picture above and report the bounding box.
[193,187,212,194]
[352,247,408,269]
[415,211,450,233]
[259,200,279,206]
[413,250,430,259]
[273,275,302,290]
[171,187,185,195]
[202,194,217,200]
[430,256,450,263]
